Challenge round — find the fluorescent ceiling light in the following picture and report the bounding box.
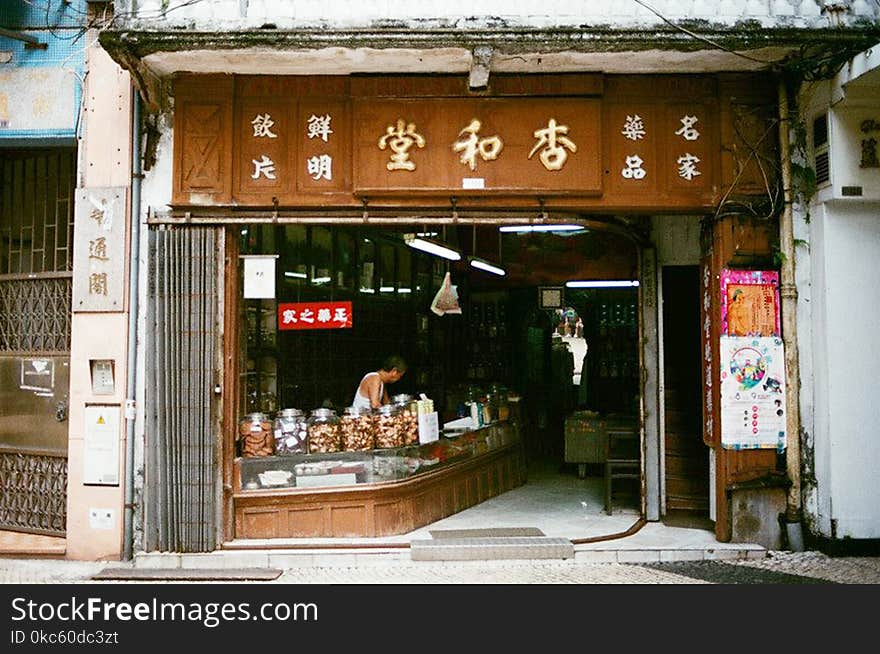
[566,280,640,288]
[416,231,439,237]
[311,276,331,284]
[404,234,461,261]
[499,224,585,233]
[379,286,395,293]
[284,271,307,279]
[397,287,412,294]
[469,257,506,276]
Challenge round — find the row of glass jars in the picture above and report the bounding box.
[238,402,419,458]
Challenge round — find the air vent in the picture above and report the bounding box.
[815,151,830,186]
[841,186,862,197]
[813,113,830,185]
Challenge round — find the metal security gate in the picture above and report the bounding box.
[144,226,222,552]
[0,149,75,536]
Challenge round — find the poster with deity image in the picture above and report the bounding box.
[720,269,780,337]
[720,336,786,450]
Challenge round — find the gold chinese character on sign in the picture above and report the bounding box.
[251,113,278,138]
[378,119,426,171]
[452,118,503,171]
[529,118,576,171]
[88,237,109,261]
[306,154,333,181]
[251,155,277,180]
[89,272,108,296]
[307,114,333,142]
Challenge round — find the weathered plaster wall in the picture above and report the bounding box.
[123,0,877,29]
[65,41,133,561]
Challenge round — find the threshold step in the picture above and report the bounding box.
[410,537,574,561]
[93,568,283,581]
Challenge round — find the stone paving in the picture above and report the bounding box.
[1,551,878,584]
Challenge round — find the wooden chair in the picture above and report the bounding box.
[604,427,640,515]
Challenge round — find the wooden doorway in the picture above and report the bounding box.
[662,266,708,514]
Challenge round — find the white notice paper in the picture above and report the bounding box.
[243,255,277,299]
[418,412,440,444]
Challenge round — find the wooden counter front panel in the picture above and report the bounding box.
[233,444,525,539]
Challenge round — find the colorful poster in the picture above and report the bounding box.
[720,269,780,337]
[720,336,786,450]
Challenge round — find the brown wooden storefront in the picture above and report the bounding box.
[163,71,783,542]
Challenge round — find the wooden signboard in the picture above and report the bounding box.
[171,73,774,212]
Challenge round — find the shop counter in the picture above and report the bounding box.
[232,421,525,539]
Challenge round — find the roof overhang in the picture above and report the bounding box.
[98,25,880,109]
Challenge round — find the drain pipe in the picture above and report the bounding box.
[777,79,805,552]
[123,90,143,561]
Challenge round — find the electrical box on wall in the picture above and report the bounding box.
[89,359,115,395]
[83,404,120,486]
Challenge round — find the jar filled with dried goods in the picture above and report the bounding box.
[238,412,274,457]
[273,408,309,455]
[393,397,419,446]
[373,403,405,449]
[307,408,342,453]
[341,406,375,451]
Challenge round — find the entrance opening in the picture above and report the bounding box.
[661,265,709,522]
[232,220,643,539]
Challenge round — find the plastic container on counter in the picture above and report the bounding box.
[373,403,406,449]
[238,412,274,457]
[273,408,309,455]
[307,408,342,453]
[340,406,375,451]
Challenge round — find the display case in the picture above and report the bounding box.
[232,420,525,539]
[234,423,518,492]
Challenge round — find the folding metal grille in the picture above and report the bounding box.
[0,276,72,352]
[0,452,67,536]
[0,149,74,536]
[144,226,220,553]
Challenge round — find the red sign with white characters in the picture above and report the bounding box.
[277,301,353,330]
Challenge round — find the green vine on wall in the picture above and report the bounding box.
[788,112,817,223]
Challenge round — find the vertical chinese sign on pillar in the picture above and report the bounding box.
[73,188,127,312]
[718,269,786,450]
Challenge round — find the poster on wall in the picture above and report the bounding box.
[720,336,786,450]
[720,269,780,336]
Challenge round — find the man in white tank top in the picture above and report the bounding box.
[352,355,407,410]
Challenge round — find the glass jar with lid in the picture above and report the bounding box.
[307,408,342,453]
[238,412,274,457]
[341,406,375,451]
[373,404,405,449]
[273,408,309,455]
[393,396,419,446]
[492,384,510,421]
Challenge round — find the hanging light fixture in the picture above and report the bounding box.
[469,256,506,276]
[499,224,585,233]
[565,280,639,288]
[404,233,461,261]
[467,224,506,276]
[500,200,586,233]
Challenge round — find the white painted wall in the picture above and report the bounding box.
[809,200,880,539]
[123,0,875,28]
